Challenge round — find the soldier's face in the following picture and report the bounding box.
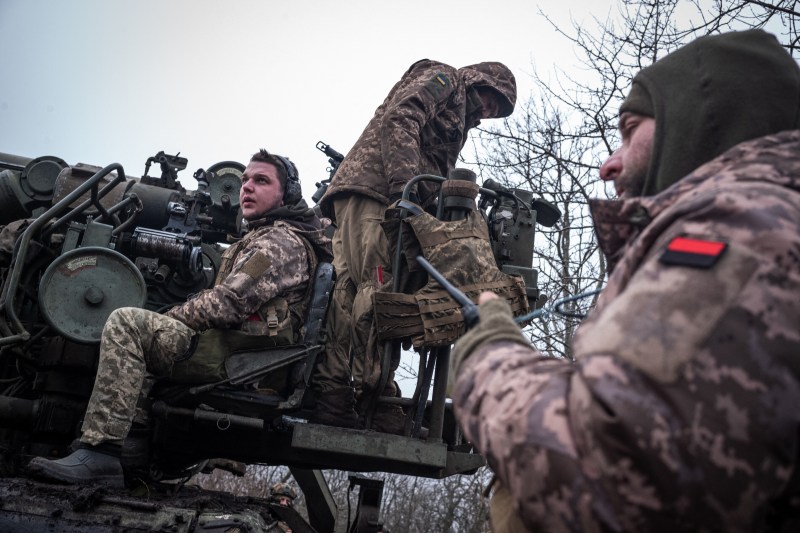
[477,89,501,119]
[600,112,655,198]
[240,161,284,220]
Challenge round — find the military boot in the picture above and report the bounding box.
[308,387,359,428]
[363,381,429,438]
[369,404,430,438]
[27,442,124,487]
[368,403,408,435]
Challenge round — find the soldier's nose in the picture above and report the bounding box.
[600,153,621,182]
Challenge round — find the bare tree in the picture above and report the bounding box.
[192,463,283,498]
[195,466,493,533]
[466,0,798,358]
[681,0,799,54]
[377,468,493,533]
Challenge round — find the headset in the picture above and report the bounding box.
[273,154,303,205]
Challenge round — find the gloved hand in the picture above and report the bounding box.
[450,295,530,374]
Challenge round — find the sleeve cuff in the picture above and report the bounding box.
[451,298,529,374]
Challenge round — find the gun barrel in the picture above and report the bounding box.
[0,153,33,172]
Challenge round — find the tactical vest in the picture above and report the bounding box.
[170,223,318,383]
[374,208,529,348]
[215,222,319,343]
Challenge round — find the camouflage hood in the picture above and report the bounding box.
[622,29,800,197]
[319,59,516,215]
[245,198,333,263]
[459,62,517,118]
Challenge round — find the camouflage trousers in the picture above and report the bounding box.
[316,194,396,401]
[80,307,194,446]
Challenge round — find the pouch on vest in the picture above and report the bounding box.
[242,298,297,341]
[214,223,319,345]
[374,209,529,348]
[168,221,321,384]
[169,328,289,384]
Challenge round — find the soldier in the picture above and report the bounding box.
[314,59,517,432]
[269,482,298,507]
[451,30,800,531]
[269,482,298,533]
[28,149,333,487]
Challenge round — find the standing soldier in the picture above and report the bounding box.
[314,59,517,432]
[28,149,333,487]
[451,30,800,531]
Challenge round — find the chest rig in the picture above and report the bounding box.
[217,222,318,343]
[374,200,529,348]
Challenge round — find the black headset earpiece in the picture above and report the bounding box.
[274,155,302,205]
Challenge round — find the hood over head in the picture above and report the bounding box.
[622,29,800,196]
[245,198,334,262]
[459,61,517,118]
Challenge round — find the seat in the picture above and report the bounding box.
[152,262,335,420]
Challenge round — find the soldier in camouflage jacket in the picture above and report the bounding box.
[319,59,517,212]
[451,30,800,531]
[29,149,332,487]
[313,59,516,431]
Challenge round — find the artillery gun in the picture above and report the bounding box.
[0,148,559,532]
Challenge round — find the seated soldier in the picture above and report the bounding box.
[28,149,333,486]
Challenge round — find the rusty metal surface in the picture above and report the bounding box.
[0,476,281,532]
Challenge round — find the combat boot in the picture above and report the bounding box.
[364,381,429,438]
[308,387,359,429]
[369,404,430,438]
[368,403,408,435]
[27,442,124,487]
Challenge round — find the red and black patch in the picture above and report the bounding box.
[659,236,727,268]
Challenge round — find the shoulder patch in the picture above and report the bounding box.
[423,71,451,100]
[659,236,727,268]
[240,251,272,279]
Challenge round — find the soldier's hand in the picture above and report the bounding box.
[450,295,529,374]
[478,291,498,304]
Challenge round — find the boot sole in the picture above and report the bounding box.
[27,460,124,489]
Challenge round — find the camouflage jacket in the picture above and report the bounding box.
[319,60,515,218]
[166,216,332,333]
[452,130,800,532]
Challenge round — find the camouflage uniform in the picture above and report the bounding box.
[316,60,516,403]
[81,215,331,446]
[452,31,800,527]
[269,482,298,533]
[453,129,800,532]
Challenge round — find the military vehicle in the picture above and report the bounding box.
[0,147,559,532]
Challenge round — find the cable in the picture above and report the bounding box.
[514,288,603,323]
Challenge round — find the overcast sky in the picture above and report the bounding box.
[0,0,615,196]
[0,0,624,395]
